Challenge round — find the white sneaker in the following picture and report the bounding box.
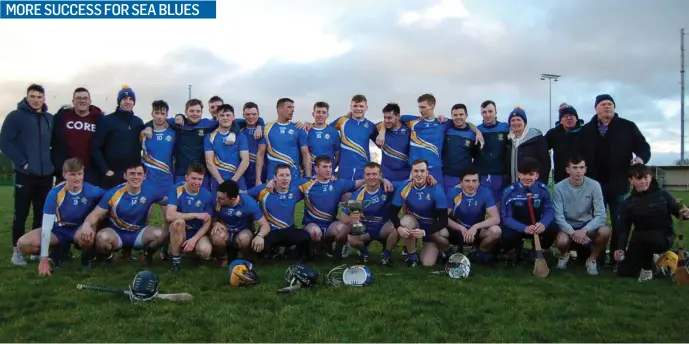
[557,255,569,269]
[341,243,351,258]
[638,269,653,283]
[29,255,40,261]
[11,253,27,266]
[586,259,599,275]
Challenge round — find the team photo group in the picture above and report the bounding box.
[2,83,689,287]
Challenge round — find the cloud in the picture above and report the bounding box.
[1,0,687,165]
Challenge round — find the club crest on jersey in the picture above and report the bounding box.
[324,133,330,140]
[197,129,204,136]
[166,135,173,141]
[533,199,541,208]
[382,195,387,201]
[81,197,88,204]
[401,128,407,133]
[195,200,202,207]
[236,211,242,217]
[498,134,504,141]
[139,197,147,204]
[465,140,471,147]
[426,194,431,200]
[288,129,295,135]
[288,193,294,199]
[364,122,369,128]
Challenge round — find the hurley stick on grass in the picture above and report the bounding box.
[527,193,549,278]
[675,199,689,285]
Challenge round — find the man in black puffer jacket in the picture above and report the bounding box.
[615,164,689,282]
[545,104,584,184]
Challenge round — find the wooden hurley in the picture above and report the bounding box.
[527,193,549,279]
[675,200,689,285]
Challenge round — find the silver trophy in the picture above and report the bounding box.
[224,132,236,145]
[340,200,373,236]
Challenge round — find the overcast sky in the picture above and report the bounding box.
[1,0,687,165]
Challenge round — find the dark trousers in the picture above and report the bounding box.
[602,187,626,262]
[501,222,559,252]
[263,228,311,261]
[12,172,53,247]
[618,230,673,277]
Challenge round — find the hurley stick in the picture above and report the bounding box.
[527,193,549,278]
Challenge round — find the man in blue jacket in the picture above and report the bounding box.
[500,157,559,266]
[0,84,54,266]
[91,85,145,189]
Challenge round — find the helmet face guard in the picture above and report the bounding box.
[285,264,321,288]
[228,259,259,287]
[445,253,471,279]
[327,265,372,286]
[129,270,160,301]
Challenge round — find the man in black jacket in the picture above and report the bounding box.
[91,85,144,190]
[615,164,689,282]
[545,104,584,184]
[576,94,651,264]
[0,84,54,266]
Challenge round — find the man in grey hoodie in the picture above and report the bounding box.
[552,155,610,275]
[0,84,54,266]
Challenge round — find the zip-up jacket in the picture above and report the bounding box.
[474,121,509,175]
[0,99,54,176]
[545,119,584,183]
[617,179,681,249]
[91,108,144,175]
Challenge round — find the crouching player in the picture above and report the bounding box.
[80,163,168,265]
[342,162,400,266]
[389,159,448,267]
[500,158,558,266]
[211,179,270,262]
[16,158,105,274]
[166,164,214,272]
[615,164,689,282]
[552,155,610,275]
[436,166,501,264]
[247,164,312,261]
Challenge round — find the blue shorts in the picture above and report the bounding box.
[382,167,411,183]
[480,174,504,203]
[186,229,199,240]
[338,167,364,181]
[364,224,384,243]
[175,175,211,192]
[443,175,462,194]
[428,166,444,187]
[144,180,173,205]
[114,228,146,250]
[416,221,435,243]
[53,225,77,246]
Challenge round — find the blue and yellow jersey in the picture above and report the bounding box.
[307,126,340,165]
[44,182,105,227]
[392,181,447,226]
[342,184,395,228]
[263,122,308,179]
[298,178,356,225]
[247,183,304,230]
[167,183,214,231]
[400,115,452,168]
[240,126,267,172]
[140,127,175,188]
[446,185,495,228]
[213,193,264,231]
[203,129,249,180]
[98,184,164,231]
[376,122,411,180]
[330,115,378,171]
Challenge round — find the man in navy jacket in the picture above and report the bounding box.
[0,84,54,266]
[91,85,144,190]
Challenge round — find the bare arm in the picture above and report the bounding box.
[255,217,271,238]
[84,206,108,228]
[166,204,203,222]
[191,220,212,240]
[205,151,224,184]
[233,151,250,180]
[300,146,312,178]
[256,144,266,183]
[446,209,467,232]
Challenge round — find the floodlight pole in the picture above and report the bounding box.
[540,73,561,129]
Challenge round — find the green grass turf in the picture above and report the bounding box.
[1,187,689,342]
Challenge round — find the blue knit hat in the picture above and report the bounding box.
[558,104,578,118]
[508,106,527,124]
[594,94,615,108]
[117,84,136,105]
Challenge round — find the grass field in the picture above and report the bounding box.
[1,186,689,342]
